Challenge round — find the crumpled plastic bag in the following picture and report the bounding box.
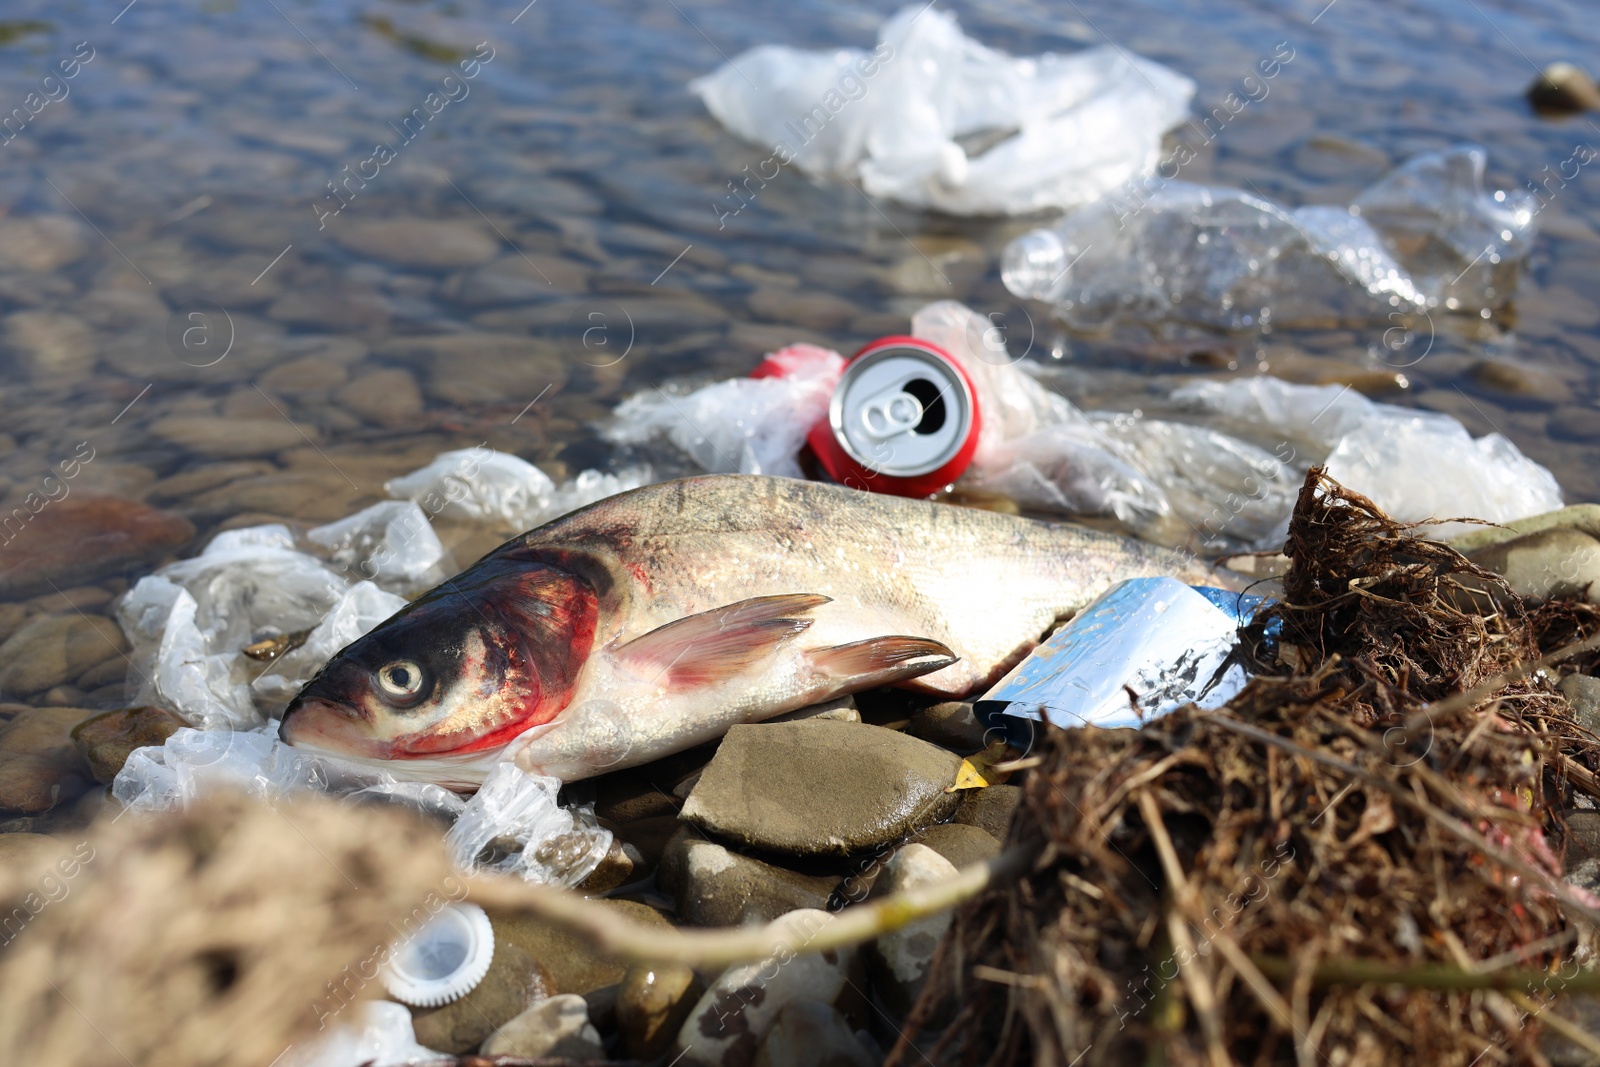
[308,501,447,595]
[444,762,613,888]
[113,723,338,813]
[692,5,1194,215]
[110,721,464,820]
[1172,375,1564,540]
[1002,144,1536,330]
[605,344,844,479]
[117,526,356,728]
[386,447,653,531]
[277,1001,447,1067]
[251,581,409,706]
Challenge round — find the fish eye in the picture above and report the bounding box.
[375,660,427,704]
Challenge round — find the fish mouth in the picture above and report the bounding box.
[280,696,392,759]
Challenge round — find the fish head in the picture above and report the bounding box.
[280,560,598,762]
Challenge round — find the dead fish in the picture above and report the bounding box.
[280,474,1232,786]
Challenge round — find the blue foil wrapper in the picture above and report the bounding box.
[975,577,1264,749]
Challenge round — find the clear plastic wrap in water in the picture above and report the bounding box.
[113,723,333,813]
[605,345,843,479]
[277,1001,446,1067]
[1172,375,1564,540]
[386,447,653,531]
[116,526,356,728]
[308,501,446,595]
[444,762,613,888]
[1323,412,1564,539]
[911,300,1295,550]
[251,581,409,706]
[691,5,1194,216]
[1002,144,1536,330]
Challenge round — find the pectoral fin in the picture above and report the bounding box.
[616,593,832,689]
[807,635,957,687]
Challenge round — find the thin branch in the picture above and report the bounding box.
[466,844,1037,969]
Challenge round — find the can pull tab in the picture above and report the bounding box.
[859,387,924,441]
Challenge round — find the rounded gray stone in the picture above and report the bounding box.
[680,720,963,858]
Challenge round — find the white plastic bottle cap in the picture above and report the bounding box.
[381,902,495,1008]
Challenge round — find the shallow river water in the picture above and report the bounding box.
[0,0,1597,703]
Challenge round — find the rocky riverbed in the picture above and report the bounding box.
[3,0,1600,1062]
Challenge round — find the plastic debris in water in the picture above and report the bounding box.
[606,345,844,480]
[1003,144,1536,331]
[976,577,1261,748]
[444,762,613,888]
[307,500,447,594]
[382,903,495,1008]
[251,581,409,707]
[386,447,653,530]
[690,4,1194,216]
[116,526,355,729]
[1172,376,1564,541]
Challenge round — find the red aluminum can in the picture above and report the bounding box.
[806,336,981,498]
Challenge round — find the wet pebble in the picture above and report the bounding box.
[906,701,986,752]
[334,368,424,428]
[618,963,703,1061]
[150,415,310,458]
[256,357,350,394]
[490,898,672,995]
[0,614,127,698]
[592,767,683,825]
[613,813,686,869]
[950,783,1022,842]
[1528,63,1600,114]
[481,993,604,1060]
[146,462,277,506]
[747,288,858,331]
[1466,529,1600,603]
[409,941,548,1054]
[680,720,963,858]
[447,253,590,305]
[189,471,374,523]
[867,844,956,1015]
[676,912,854,1067]
[72,706,185,784]
[375,334,568,407]
[659,830,837,926]
[0,216,89,272]
[4,311,97,381]
[334,217,502,268]
[1467,359,1570,408]
[0,706,95,813]
[754,1000,876,1067]
[577,836,639,894]
[915,821,1001,870]
[768,696,860,725]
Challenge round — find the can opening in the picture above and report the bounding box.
[903,377,947,434]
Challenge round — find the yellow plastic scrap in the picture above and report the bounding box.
[948,739,1018,792]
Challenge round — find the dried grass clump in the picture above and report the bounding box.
[903,469,1600,1067]
[0,791,456,1067]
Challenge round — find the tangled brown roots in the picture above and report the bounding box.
[903,469,1600,1067]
